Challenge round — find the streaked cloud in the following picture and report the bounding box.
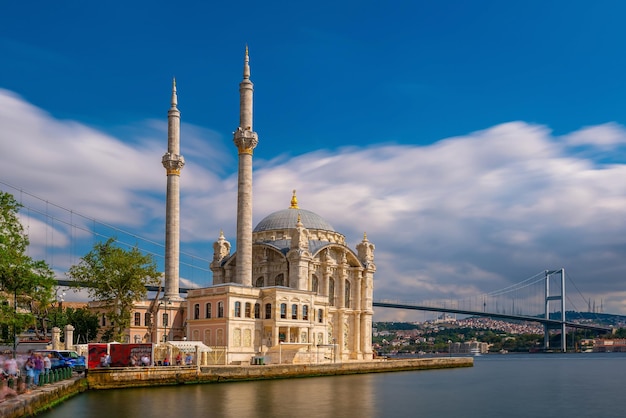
[1,89,625,319]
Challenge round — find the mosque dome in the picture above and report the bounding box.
[253,190,335,233]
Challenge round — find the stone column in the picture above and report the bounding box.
[51,327,61,350]
[64,325,75,350]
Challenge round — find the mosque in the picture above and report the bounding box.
[124,49,376,364]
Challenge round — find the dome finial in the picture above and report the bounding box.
[290,189,299,209]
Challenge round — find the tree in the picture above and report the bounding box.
[0,191,56,350]
[67,237,160,342]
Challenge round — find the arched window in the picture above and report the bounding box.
[303,305,309,321]
[254,303,261,319]
[329,278,335,306]
[218,301,224,318]
[255,277,265,287]
[102,314,106,327]
[194,304,200,320]
[234,301,241,317]
[280,303,287,319]
[233,328,242,347]
[291,304,298,320]
[345,281,351,309]
[318,309,323,323]
[265,303,272,319]
[217,329,224,345]
[144,313,151,327]
[204,329,211,345]
[205,303,212,319]
[134,312,141,326]
[312,275,319,293]
[275,274,285,286]
[245,302,251,318]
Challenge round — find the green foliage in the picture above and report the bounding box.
[0,191,56,345]
[48,306,100,344]
[67,237,160,342]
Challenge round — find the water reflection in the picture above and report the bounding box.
[40,373,377,418]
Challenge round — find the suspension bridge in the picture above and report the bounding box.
[4,182,616,352]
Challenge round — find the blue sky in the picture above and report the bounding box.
[2,1,626,320]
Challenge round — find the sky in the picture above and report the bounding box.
[1,1,626,321]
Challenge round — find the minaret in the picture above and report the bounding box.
[233,47,259,286]
[162,79,185,300]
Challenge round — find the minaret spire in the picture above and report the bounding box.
[233,46,259,287]
[162,78,185,300]
[171,78,178,108]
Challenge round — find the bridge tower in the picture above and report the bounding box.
[544,268,566,352]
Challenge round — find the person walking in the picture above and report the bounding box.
[24,355,35,388]
[33,354,44,385]
[43,354,52,375]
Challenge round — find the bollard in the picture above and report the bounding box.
[53,369,59,382]
[41,372,48,385]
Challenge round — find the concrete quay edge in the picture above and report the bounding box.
[0,377,87,418]
[0,357,473,417]
[86,357,473,389]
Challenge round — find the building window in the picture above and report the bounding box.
[312,275,319,293]
[303,305,309,321]
[194,304,200,320]
[102,314,106,327]
[291,304,298,320]
[206,303,212,319]
[134,312,141,326]
[318,309,323,323]
[280,303,287,319]
[254,303,261,319]
[234,328,242,347]
[204,329,211,345]
[245,302,251,318]
[162,313,169,327]
[235,301,241,317]
[218,301,224,318]
[144,313,151,327]
[329,278,335,306]
[217,329,224,345]
[275,274,285,286]
[345,281,351,309]
[265,303,272,319]
[255,277,264,287]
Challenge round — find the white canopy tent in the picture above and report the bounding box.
[166,341,212,353]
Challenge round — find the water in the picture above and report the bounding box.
[39,353,626,418]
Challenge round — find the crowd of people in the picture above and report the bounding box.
[0,351,55,401]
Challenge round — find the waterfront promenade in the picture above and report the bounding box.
[0,357,472,417]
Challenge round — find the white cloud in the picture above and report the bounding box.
[562,122,626,150]
[2,89,626,318]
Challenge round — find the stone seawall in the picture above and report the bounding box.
[86,357,473,389]
[0,377,87,418]
[0,358,472,417]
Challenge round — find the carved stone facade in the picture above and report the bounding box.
[187,193,376,364]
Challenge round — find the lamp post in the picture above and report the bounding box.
[448,340,452,357]
[54,288,66,327]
